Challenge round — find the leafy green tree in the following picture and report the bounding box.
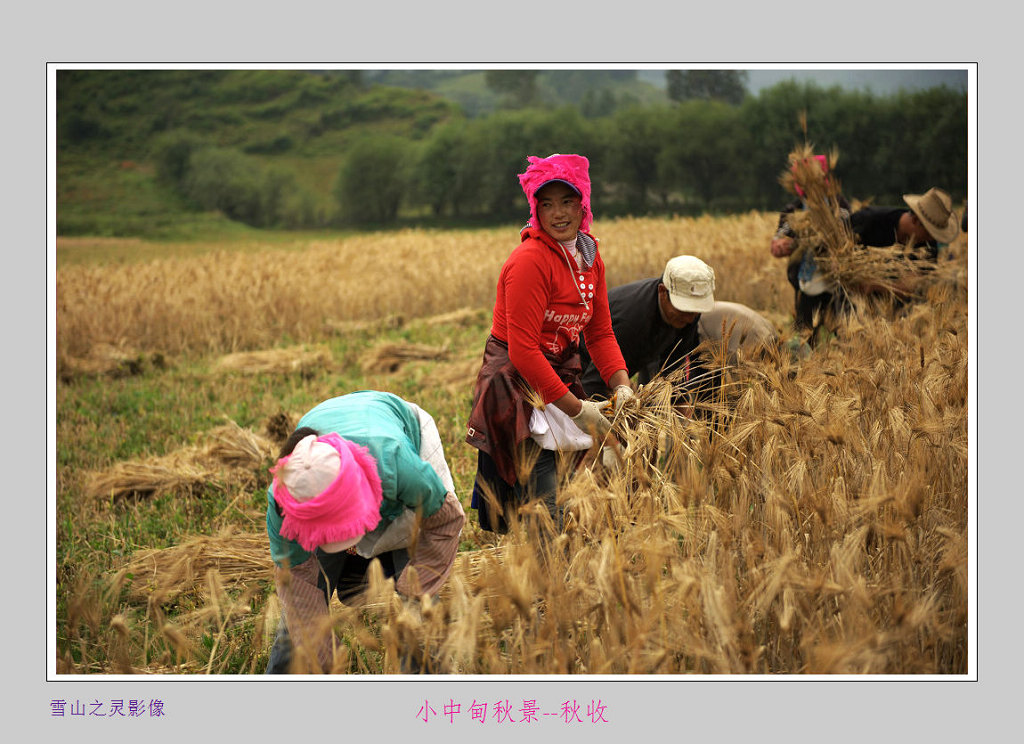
[182,147,264,225]
[541,70,638,105]
[599,105,676,213]
[334,135,413,225]
[661,100,751,208]
[261,168,302,228]
[739,82,967,206]
[580,88,619,118]
[864,87,967,202]
[667,70,749,105]
[151,130,209,188]
[277,186,323,229]
[413,120,477,217]
[739,81,825,207]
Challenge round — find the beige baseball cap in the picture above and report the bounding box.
[662,256,716,313]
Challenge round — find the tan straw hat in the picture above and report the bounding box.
[903,187,959,244]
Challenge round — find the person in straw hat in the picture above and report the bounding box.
[466,153,632,536]
[850,186,960,253]
[579,255,777,415]
[846,186,960,295]
[265,390,465,673]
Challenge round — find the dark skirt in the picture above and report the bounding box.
[465,335,585,533]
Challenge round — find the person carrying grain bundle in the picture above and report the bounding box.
[466,153,633,536]
[578,256,777,416]
[769,154,852,331]
[265,390,465,674]
[790,185,961,333]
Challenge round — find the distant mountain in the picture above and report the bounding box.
[364,69,668,116]
[744,69,969,95]
[637,68,968,96]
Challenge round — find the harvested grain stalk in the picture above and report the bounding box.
[359,341,449,374]
[84,450,219,501]
[433,357,484,392]
[84,421,277,501]
[415,307,490,328]
[214,345,333,376]
[203,419,277,468]
[59,343,166,380]
[119,531,274,602]
[324,314,405,336]
[119,530,503,610]
[782,143,918,298]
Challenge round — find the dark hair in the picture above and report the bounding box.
[272,426,320,517]
[279,426,319,458]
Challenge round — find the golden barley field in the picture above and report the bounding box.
[55,210,970,675]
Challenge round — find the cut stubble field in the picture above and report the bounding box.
[54,212,970,675]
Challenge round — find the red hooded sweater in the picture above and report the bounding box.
[490,225,626,404]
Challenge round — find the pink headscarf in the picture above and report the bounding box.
[792,155,829,198]
[517,153,593,233]
[271,432,383,552]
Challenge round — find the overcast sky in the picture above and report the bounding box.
[743,68,968,95]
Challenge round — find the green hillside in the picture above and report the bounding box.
[364,69,669,116]
[56,70,462,238]
[56,69,672,238]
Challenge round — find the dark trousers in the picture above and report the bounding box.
[794,287,833,331]
[471,446,561,534]
[265,548,408,674]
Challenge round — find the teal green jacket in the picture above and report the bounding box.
[266,391,447,568]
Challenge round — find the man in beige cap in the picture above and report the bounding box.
[579,256,777,407]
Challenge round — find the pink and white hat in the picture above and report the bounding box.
[518,153,593,233]
[271,432,382,553]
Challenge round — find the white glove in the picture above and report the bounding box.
[612,385,635,413]
[572,400,612,438]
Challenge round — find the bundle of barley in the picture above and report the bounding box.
[358,341,449,374]
[416,307,490,328]
[59,342,166,380]
[84,450,219,501]
[263,411,298,444]
[781,143,913,297]
[84,421,276,501]
[214,345,333,375]
[117,527,503,610]
[202,420,277,469]
[324,314,405,336]
[606,376,698,462]
[118,530,274,602]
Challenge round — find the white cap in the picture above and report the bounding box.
[278,434,341,502]
[662,256,716,313]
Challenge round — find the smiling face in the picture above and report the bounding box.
[535,181,583,242]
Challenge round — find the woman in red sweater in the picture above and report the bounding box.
[466,153,632,536]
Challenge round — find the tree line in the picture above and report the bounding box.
[123,77,970,230]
